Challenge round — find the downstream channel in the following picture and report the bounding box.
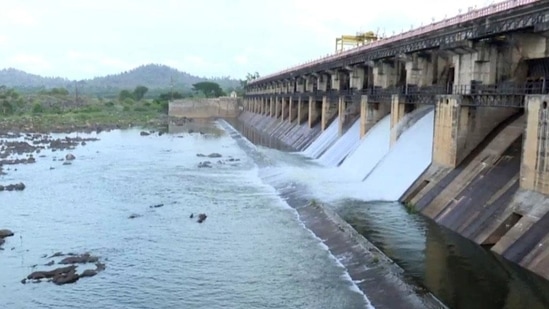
[229,117,549,309]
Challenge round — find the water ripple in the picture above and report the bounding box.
[0,129,369,309]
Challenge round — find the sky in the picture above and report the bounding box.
[0,0,501,80]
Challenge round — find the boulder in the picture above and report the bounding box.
[27,265,77,280]
[52,269,79,285]
[197,213,207,223]
[79,269,98,278]
[0,229,14,238]
[65,154,76,161]
[207,153,222,158]
[58,253,99,265]
[198,161,212,168]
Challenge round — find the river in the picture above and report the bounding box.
[2,119,549,309]
[0,125,369,308]
[228,117,549,309]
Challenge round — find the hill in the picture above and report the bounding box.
[0,64,242,96]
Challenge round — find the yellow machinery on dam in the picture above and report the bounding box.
[335,31,379,53]
[242,0,549,283]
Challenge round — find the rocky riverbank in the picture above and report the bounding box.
[0,132,100,180]
[0,113,173,135]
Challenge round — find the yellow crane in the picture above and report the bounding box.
[335,31,379,53]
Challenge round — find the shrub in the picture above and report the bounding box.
[32,103,43,114]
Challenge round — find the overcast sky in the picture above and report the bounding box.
[0,0,501,80]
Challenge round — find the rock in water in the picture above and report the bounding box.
[0,229,14,238]
[197,213,207,223]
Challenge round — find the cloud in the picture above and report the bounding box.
[0,0,498,80]
[234,55,248,65]
[0,6,38,26]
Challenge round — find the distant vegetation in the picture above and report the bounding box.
[0,65,254,131]
[0,64,243,98]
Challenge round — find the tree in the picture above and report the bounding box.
[118,89,133,101]
[192,82,225,98]
[1,101,13,115]
[240,72,260,87]
[133,85,148,101]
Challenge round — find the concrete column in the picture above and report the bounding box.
[390,95,407,145]
[296,79,305,93]
[298,97,308,125]
[321,96,329,131]
[269,97,275,117]
[338,96,345,136]
[308,97,318,129]
[281,98,287,121]
[521,95,549,194]
[350,66,365,90]
[320,95,339,131]
[289,99,298,123]
[275,97,281,119]
[305,77,315,92]
[360,96,391,138]
[331,72,341,91]
[373,61,398,88]
[256,98,260,114]
[432,95,518,168]
[317,75,328,92]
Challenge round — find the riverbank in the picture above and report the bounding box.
[0,111,170,134]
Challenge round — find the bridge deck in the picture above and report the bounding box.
[249,0,546,85]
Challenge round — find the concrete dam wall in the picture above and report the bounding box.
[238,0,549,285]
[236,94,549,283]
[168,97,241,119]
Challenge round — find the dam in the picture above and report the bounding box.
[238,0,549,289]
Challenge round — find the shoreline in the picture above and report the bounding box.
[0,113,174,135]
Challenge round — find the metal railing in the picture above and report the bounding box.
[245,81,549,108]
[251,0,539,85]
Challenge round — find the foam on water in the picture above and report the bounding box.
[339,115,391,181]
[302,118,340,158]
[360,109,434,201]
[317,118,361,167]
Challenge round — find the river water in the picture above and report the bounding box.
[3,119,549,309]
[0,125,369,308]
[229,118,549,309]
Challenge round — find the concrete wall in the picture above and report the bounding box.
[245,25,549,282]
[402,97,549,280]
[432,96,518,168]
[521,95,549,194]
[169,97,241,119]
